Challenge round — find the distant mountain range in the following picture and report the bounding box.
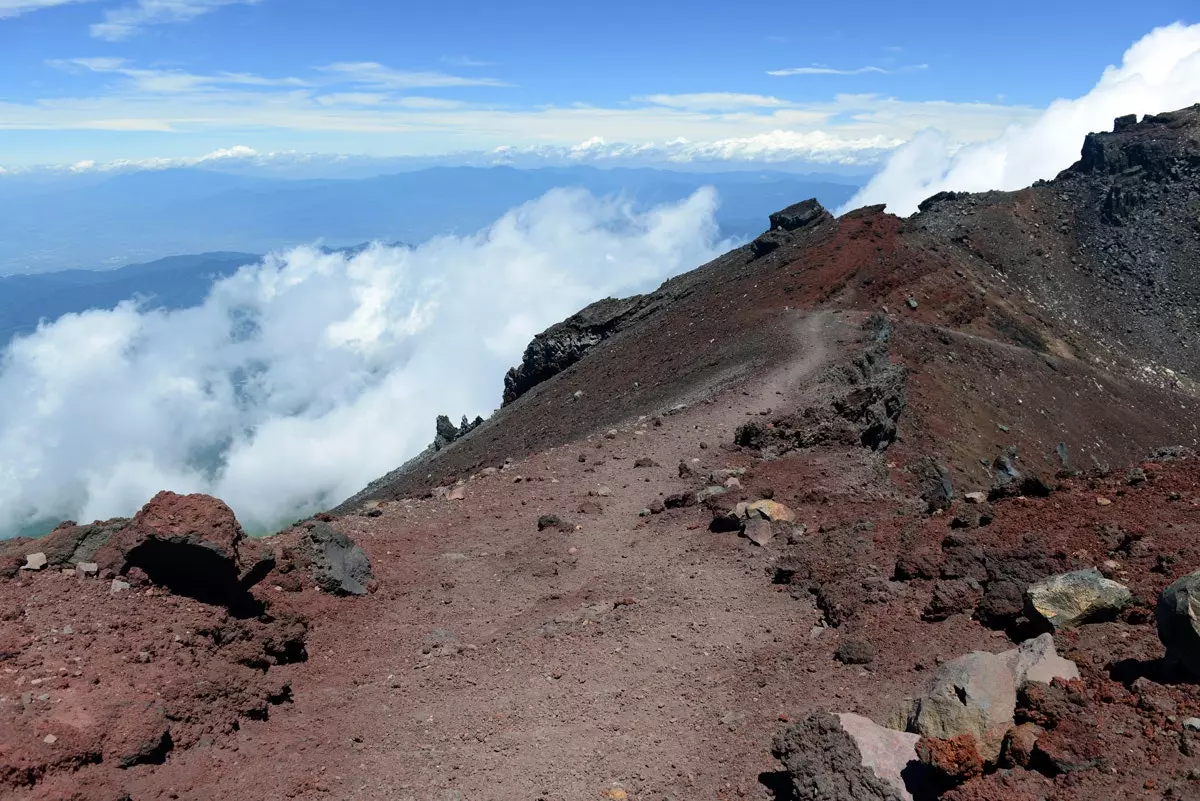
[0,165,863,275]
[0,252,260,347]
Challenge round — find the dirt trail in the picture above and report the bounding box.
[85,308,970,801]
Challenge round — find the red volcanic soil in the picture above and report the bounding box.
[4,109,1200,800]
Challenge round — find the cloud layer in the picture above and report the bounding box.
[843,22,1200,216]
[0,188,729,537]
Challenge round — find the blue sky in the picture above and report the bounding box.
[0,0,1196,169]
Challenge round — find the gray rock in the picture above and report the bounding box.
[299,523,373,596]
[835,640,876,666]
[1025,569,1131,629]
[1156,569,1200,678]
[21,552,47,571]
[742,519,773,547]
[75,562,99,578]
[837,713,920,801]
[909,650,1016,763]
[110,578,131,593]
[1002,633,1080,687]
[772,711,906,801]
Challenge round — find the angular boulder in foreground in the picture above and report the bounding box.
[1157,569,1200,678]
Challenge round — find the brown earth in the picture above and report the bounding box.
[3,108,1200,800]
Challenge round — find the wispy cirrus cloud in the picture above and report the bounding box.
[633,93,792,111]
[0,0,95,18]
[768,63,928,77]
[441,55,495,68]
[90,0,260,41]
[320,62,512,89]
[6,56,1035,169]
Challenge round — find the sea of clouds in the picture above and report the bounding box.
[0,188,730,537]
[843,22,1200,216]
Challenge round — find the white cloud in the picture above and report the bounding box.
[0,188,730,536]
[5,57,1037,168]
[768,64,927,77]
[320,62,512,89]
[844,22,1200,216]
[91,0,260,40]
[442,56,495,68]
[635,93,790,111]
[0,0,96,18]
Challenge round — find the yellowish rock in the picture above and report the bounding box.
[748,499,796,523]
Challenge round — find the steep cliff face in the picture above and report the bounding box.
[912,104,1200,386]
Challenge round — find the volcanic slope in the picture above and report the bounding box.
[4,108,1200,801]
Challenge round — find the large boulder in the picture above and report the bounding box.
[92,492,271,614]
[1156,569,1200,678]
[907,651,1016,763]
[772,712,907,801]
[296,522,374,596]
[1024,569,1131,629]
[895,636,1078,765]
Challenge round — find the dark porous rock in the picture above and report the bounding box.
[938,534,987,583]
[914,457,954,512]
[922,579,983,622]
[296,523,373,597]
[917,191,965,214]
[950,502,994,529]
[1031,719,1105,774]
[25,518,132,570]
[894,549,940,581]
[536,514,575,533]
[1156,569,1200,678]
[835,639,876,665]
[771,711,906,801]
[664,491,696,509]
[503,295,649,405]
[975,580,1025,628]
[769,198,833,232]
[750,233,782,259]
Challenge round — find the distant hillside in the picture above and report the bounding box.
[0,252,258,346]
[0,166,862,274]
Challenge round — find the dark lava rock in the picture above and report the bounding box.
[770,199,833,232]
[503,295,649,405]
[915,457,954,512]
[24,517,132,570]
[922,579,982,622]
[296,523,373,596]
[433,413,484,451]
[771,711,904,801]
[894,549,940,581]
[975,580,1025,628]
[536,514,575,533]
[835,640,876,665]
[1156,569,1200,678]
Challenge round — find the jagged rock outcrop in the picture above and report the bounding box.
[750,198,835,259]
[502,295,651,405]
[433,413,485,450]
